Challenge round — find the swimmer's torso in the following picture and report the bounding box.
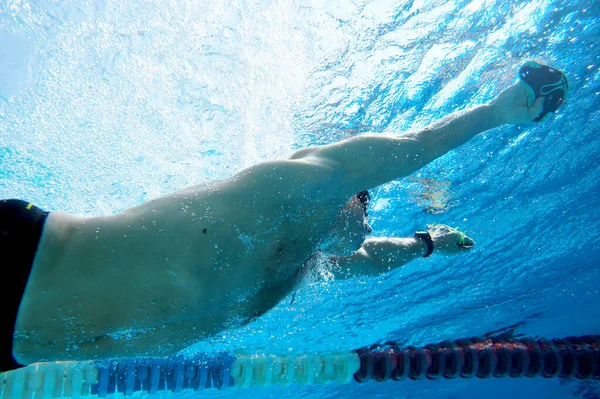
[13,159,345,363]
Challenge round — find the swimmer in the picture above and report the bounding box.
[0,62,568,370]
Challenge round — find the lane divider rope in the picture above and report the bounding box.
[1,335,597,398]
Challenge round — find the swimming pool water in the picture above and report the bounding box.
[1,0,599,398]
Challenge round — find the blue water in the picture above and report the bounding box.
[1,0,599,398]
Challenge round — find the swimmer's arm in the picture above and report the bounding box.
[291,82,544,194]
[328,237,427,279]
[329,225,475,279]
[292,105,501,193]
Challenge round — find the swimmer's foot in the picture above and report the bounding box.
[490,62,568,125]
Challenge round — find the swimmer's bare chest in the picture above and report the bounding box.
[105,186,332,335]
[176,195,326,319]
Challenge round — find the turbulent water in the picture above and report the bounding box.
[1,0,599,398]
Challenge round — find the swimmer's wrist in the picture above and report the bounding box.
[413,231,433,258]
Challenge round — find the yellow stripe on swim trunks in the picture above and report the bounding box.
[26,203,33,210]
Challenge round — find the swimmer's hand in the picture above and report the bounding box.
[490,81,545,125]
[427,223,475,255]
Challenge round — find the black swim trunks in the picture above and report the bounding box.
[0,199,49,372]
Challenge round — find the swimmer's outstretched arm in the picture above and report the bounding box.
[329,224,475,279]
[292,81,544,195]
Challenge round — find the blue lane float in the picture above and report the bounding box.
[90,354,235,396]
[1,335,598,398]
